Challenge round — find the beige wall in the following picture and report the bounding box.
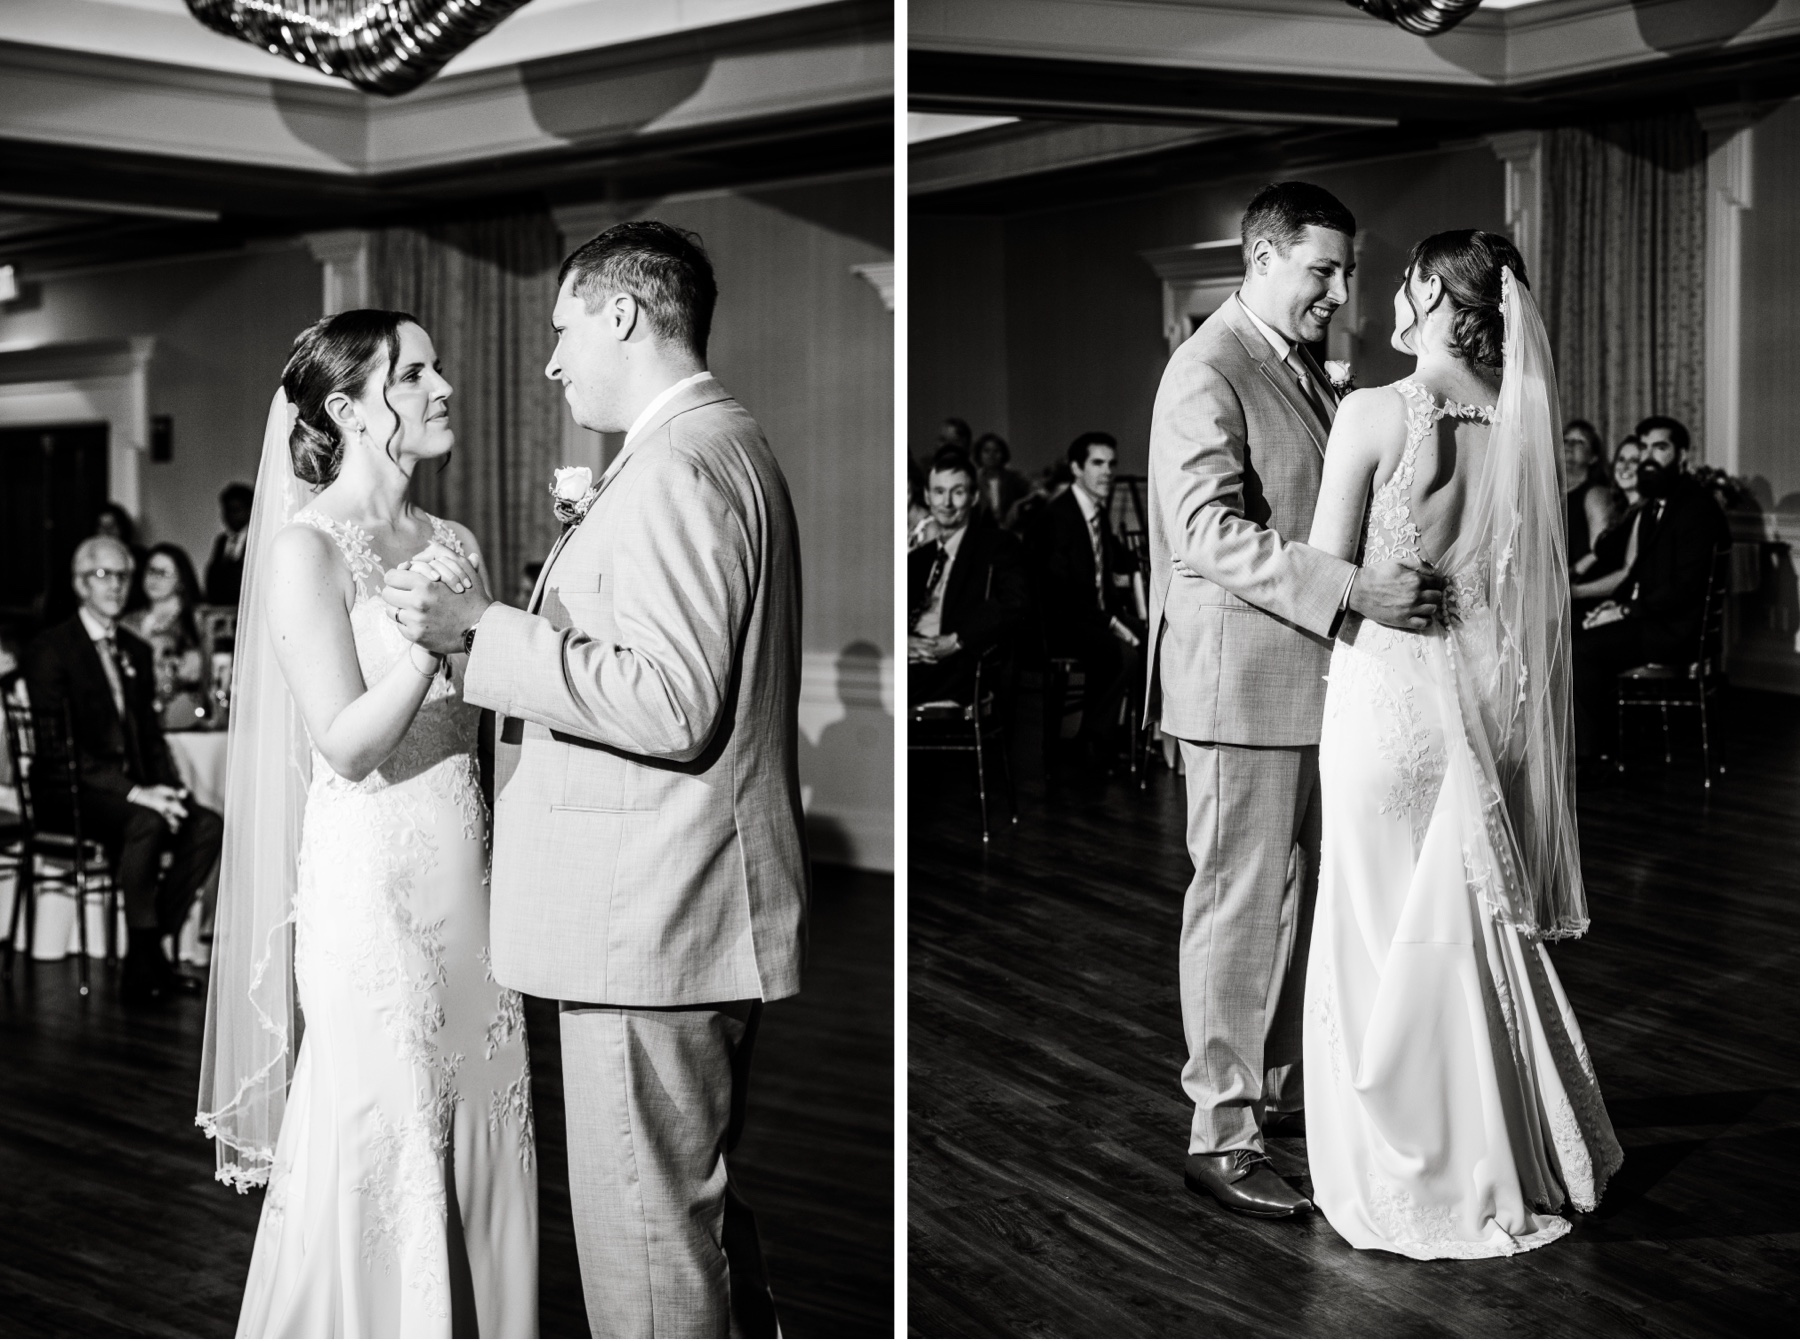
[913,144,1507,481]
[0,244,322,569]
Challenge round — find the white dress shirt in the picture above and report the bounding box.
[624,370,711,450]
[1070,482,1108,608]
[912,523,968,639]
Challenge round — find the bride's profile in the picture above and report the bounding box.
[197,310,538,1336]
[1303,231,1623,1259]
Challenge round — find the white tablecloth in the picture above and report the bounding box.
[166,729,229,814]
[166,729,228,963]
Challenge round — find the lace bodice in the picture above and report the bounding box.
[290,508,480,792]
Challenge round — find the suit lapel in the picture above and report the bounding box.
[1223,296,1330,456]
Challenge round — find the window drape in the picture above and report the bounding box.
[370,213,567,596]
[1542,114,1707,453]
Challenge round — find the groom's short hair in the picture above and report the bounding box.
[559,220,718,360]
[1240,182,1356,270]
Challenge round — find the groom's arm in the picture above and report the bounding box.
[1153,355,1352,637]
[463,451,749,762]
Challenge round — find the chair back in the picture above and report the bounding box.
[0,680,82,840]
[0,674,40,831]
[1697,543,1732,676]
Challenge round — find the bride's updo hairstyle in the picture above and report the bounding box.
[1405,230,1527,370]
[282,308,418,487]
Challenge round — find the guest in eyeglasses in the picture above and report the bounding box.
[23,535,223,1004]
[122,542,209,731]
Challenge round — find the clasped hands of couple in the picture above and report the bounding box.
[376,539,498,667]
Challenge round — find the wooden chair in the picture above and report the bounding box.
[1616,544,1732,787]
[909,644,1017,843]
[1,675,118,995]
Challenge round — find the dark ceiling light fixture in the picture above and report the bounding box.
[183,0,535,97]
[1341,0,1484,37]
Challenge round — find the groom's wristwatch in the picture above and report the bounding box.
[463,623,478,655]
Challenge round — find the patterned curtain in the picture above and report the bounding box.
[369,213,567,596]
[1542,114,1707,456]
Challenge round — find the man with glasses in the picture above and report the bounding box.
[23,533,223,1004]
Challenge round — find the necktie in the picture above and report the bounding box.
[1086,510,1106,608]
[98,634,128,721]
[101,635,146,781]
[1284,350,1328,421]
[913,542,949,627]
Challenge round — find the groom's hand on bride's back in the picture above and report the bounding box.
[1349,559,1445,631]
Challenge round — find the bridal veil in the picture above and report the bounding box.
[196,388,312,1190]
[1440,265,1589,940]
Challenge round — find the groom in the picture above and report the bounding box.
[1146,182,1441,1218]
[386,221,806,1336]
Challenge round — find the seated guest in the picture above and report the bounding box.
[1572,437,1644,618]
[24,535,224,1004]
[937,417,973,454]
[908,449,1029,707]
[1563,418,1619,566]
[122,543,209,731]
[204,482,255,606]
[908,455,935,549]
[974,432,1033,528]
[1572,416,1730,760]
[1028,431,1144,765]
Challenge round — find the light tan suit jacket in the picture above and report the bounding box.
[1146,293,1356,746]
[464,375,808,1006]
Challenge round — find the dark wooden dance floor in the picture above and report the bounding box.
[0,863,892,1338]
[910,689,1800,1337]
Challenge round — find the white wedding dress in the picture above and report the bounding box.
[1304,379,1623,1260]
[236,510,538,1337]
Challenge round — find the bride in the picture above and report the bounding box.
[1303,231,1623,1259]
[197,310,538,1335]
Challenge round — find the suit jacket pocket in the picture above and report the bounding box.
[559,589,616,641]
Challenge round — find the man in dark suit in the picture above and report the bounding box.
[1573,415,1731,759]
[25,535,224,1003]
[908,448,1030,707]
[204,482,254,606]
[1027,431,1144,765]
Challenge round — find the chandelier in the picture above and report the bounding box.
[184,0,535,96]
[1341,0,1483,37]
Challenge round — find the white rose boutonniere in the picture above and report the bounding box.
[550,465,599,526]
[1324,360,1355,397]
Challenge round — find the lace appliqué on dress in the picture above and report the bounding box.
[1365,1172,1570,1260]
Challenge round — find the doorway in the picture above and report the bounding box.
[0,422,110,639]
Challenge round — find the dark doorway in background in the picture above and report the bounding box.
[0,422,109,638]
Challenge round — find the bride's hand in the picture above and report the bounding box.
[406,542,490,602]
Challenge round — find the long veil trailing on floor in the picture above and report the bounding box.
[195,388,313,1190]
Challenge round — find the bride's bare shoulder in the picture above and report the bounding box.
[266,519,352,596]
[1327,384,1410,460]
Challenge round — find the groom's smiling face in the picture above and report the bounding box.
[1244,224,1354,347]
[547,275,627,433]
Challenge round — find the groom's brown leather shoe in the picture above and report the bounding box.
[1184,1150,1313,1218]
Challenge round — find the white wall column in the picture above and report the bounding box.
[1700,107,1755,473]
[304,229,370,315]
[1487,131,1543,291]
